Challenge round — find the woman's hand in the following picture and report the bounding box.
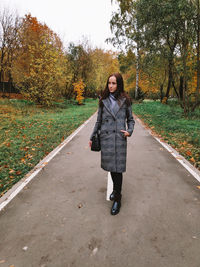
[120,130,130,137]
[89,140,92,147]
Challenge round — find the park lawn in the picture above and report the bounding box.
[0,98,98,197]
[132,100,200,171]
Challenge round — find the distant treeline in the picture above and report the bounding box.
[0,10,119,105]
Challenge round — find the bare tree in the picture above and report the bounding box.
[0,8,20,83]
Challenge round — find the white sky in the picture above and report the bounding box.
[1,0,119,51]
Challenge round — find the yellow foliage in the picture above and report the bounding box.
[162,97,168,104]
[73,79,85,105]
[11,15,67,106]
[88,49,120,93]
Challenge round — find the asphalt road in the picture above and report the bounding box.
[0,112,200,267]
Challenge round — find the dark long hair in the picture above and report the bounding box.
[99,73,132,107]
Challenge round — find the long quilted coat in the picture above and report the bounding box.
[90,96,135,173]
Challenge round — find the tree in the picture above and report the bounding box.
[64,41,93,99]
[108,0,140,98]
[0,8,20,83]
[12,14,66,105]
[109,0,199,113]
[88,48,119,96]
[73,79,85,105]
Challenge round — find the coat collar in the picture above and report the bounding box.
[102,97,126,119]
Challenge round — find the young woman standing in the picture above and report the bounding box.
[89,73,135,215]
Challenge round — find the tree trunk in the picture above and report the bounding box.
[160,84,164,102]
[179,76,184,100]
[0,49,5,83]
[165,59,173,99]
[135,44,139,99]
[182,22,189,115]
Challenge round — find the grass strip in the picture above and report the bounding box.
[0,98,98,196]
[132,100,200,170]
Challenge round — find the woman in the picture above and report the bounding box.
[89,73,135,215]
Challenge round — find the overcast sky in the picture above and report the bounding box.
[1,0,119,51]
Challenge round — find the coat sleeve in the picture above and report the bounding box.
[89,107,102,141]
[126,105,135,137]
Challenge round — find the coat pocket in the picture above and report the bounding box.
[119,129,127,139]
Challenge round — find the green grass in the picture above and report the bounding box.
[0,98,98,196]
[132,100,200,170]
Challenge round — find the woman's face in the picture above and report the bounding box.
[108,76,117,93]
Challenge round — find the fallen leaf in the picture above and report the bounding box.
[16,171,21,175]
[186,151,192,156]
[190,157,195,163]
[196,186,200,190]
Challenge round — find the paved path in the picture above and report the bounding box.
[1,112,200,267]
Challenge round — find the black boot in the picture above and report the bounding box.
[111,193,122,215]
[109,190,117,201]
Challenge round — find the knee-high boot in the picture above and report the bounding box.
[110,172,123,215]
[110,172,123,200]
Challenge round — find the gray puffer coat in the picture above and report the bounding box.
[90,97,135,173]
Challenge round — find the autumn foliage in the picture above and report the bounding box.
[73,79,85,105]
[0,11,121,105]
[11,14,67,105]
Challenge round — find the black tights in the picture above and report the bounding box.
[111,172,123,194]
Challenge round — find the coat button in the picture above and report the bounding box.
[113,130,115,133]
[106,131,108,134]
